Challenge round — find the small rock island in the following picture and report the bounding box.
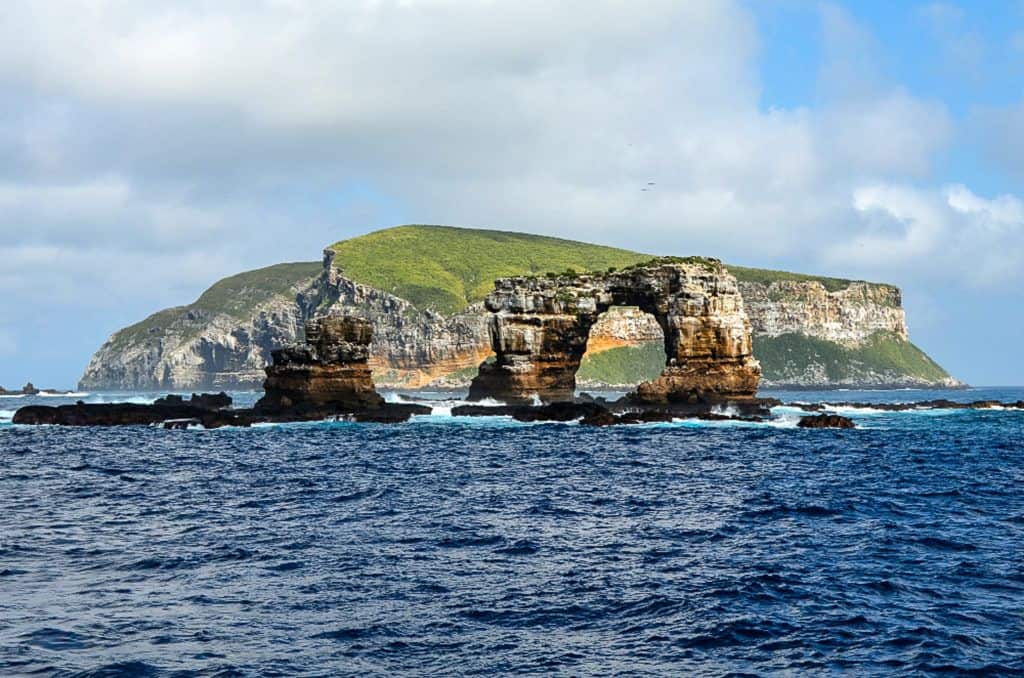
[0,382,72,396]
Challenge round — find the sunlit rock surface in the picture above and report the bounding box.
[255,315,384,413]
[467,260,761,404]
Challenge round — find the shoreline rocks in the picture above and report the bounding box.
[14,317,431,428]
[798,414,857,429]
[785,399,1024,412]
[0,382,73,396]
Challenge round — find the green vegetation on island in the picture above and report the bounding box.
[108,261,321,349]
[325,225,890,314]
[559,331,952,388]
[726,265,869,293]
[754,331,952,384]
[576,342,665,385]
[93,225,951,390]
[326,225,653,315]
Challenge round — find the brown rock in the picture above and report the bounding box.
[468,259,761,404]
[579,410,619,426]
[798,414,856,429]
[255,315,384,414]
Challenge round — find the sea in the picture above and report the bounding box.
[1,387,1022,676]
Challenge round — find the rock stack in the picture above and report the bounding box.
[255,315,385,414]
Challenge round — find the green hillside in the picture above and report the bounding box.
[569,331,952,388]
[326,225,653,314]
[754,331,952,385]
[576,342,666,385]
[88,224,956,390]
[107,261,321,349]
[326,225,878,314]
[108,226,885,344]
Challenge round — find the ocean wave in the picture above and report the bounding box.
[3,396,1023,675]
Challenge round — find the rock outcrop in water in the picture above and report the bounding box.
[254,315,384,414]
[17,317,431,427]
[78,227,956,391]
[797,414,856,429]
[467,259,761,404]
[0,382,74,396]
[12,392,244,427]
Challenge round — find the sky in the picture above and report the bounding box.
[2,0,1023,388]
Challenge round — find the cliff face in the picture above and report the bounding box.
[467,260,760,403]
[740,280,907,345]
[80,233,956,391]
[737,280,958,388]
[79,256,491,391]
[79,283,315,390]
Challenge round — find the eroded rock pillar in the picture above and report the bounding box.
[467,313,595,403]
[633,271,761,404]
[255,315,384,413]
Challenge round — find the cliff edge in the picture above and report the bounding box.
[79,225,958,391]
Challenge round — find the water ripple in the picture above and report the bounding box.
[1,389,1023,674]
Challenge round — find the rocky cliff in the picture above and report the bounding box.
[79,225,957,391]
[467,259,760,403]
[79,254,491,390]
[737,280,957,388]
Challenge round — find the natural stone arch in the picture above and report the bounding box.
[467,259,761,404]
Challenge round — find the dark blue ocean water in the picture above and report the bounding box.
[1,388,1023,676]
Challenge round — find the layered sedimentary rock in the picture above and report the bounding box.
[739,279,958,388]
[78,255,491,391]
[740,280,907,344]
[79,237,955,392]
[467,259,760,404]
[255,315,384,413]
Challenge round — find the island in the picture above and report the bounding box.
[16,259,1011,429]
[0,382,73,396]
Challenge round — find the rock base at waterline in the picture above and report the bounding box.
[452,395,776,426]
[797,414,857,429]
[12,389,431,428]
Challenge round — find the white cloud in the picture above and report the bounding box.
[824,184,1024,286]
[0,0,1014,320]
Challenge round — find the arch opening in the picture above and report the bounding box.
[467,261,761,404]
[575,307,666,394]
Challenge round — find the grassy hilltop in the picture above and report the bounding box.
[95,225,950,388]
[326,225,651,315]
[326,225,871,315]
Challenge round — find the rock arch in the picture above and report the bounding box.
[467,259,761,404]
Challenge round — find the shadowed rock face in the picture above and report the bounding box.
[255,315,384,413]
[467,260,761,404]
